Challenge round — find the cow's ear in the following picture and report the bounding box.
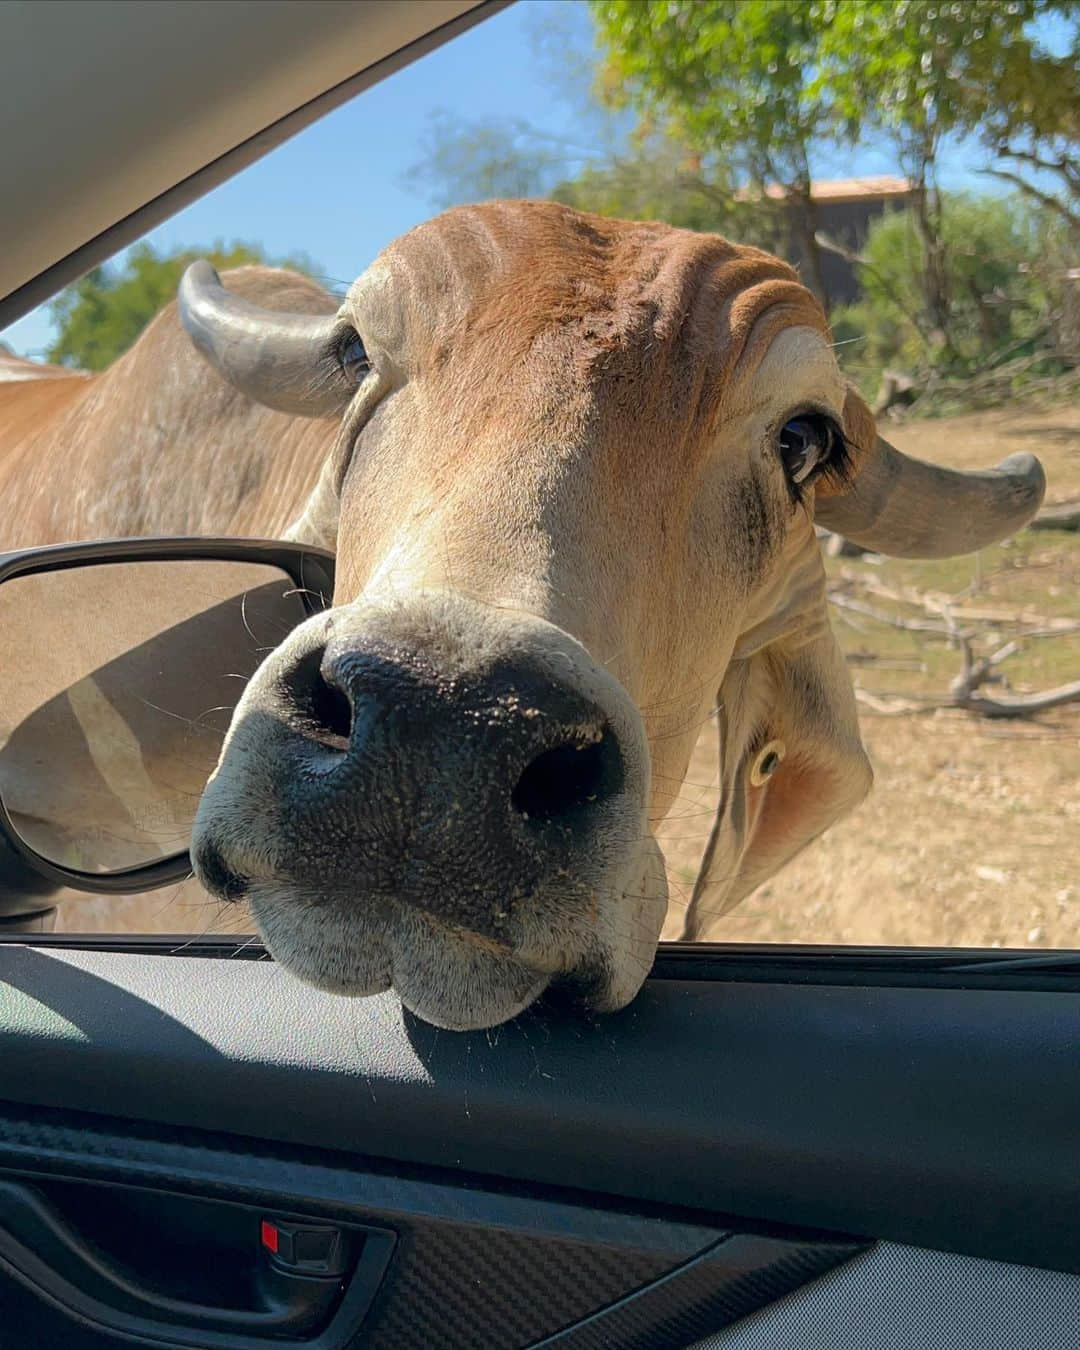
[677,631,872,941]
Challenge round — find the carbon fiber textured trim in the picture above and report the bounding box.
[365,1217,683,1349]
[534,1235,860,1349]
[694,1241,1080,1349]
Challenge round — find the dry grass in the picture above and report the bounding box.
[55,400,1079,948]
[659,708,1078,948]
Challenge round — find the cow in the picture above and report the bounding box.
[0,201,1044,1027]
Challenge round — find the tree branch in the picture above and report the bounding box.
[828,592,962,637]
[951,680,1080,719]
[850,605,1080,722]
[995,142,1080,194]
[980,168,1080,232]
[814,230,933,345]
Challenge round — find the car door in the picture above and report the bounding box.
[0,934,1076,1347]
[0,3,1077,1347]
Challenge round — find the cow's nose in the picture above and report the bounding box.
[284,638,625,823]
[230,631,628,931]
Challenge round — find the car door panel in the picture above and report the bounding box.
[1,943,1078,1271]
[0,938,1076,1347]
[697,1243,1080,1350]
[0,1098,855,1348]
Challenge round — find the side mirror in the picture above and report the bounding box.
[0,538,334,904]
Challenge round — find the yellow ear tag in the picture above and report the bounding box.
[750,739,786,787]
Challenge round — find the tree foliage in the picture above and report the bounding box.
[404,115,765,242]
[591,1,819,185]
[810,0,1075,344]
[831,193,1063,390]
[551,135,766,238]
[589,0,1077,360]
[969,1,1080,228]
[398,2,1080,389]
[47,241,315,372]
[811,1,1049,148]
[590,0,833,301]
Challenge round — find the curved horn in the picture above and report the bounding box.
[178,261,352,418]
[816,392,1046,558]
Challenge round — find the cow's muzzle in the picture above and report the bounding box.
[191,594,662,1028]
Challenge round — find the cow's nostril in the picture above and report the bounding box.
[194,839,249,902]
[281,646,353,746]
[512,727,621,823]
[311,671,353,743]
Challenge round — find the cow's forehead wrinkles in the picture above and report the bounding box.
[365,201,827,382]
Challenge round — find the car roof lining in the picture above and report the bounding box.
[0,0,507,330]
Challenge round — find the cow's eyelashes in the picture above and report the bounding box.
[338,331,371,383]
[776,412,848,491]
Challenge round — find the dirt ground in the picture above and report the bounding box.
[54,399,1079,948]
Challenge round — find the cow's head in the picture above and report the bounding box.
[180,202,1044,1028]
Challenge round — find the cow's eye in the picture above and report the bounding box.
[777,413,842,487]
[338,332,371,382]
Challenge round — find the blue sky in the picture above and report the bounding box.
[3,0,1067,357]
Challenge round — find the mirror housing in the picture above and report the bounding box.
[0,537,334,911]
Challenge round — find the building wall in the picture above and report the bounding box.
[785,193,912,307]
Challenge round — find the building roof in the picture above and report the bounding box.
[740,176,914,203]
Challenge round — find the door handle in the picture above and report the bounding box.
[0,1180,394,1346]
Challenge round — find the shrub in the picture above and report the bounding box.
[831,192,1068,399]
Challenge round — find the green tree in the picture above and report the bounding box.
[404,110,755,239]
[589,0,833,304]
[811,0,1064,357]
[47,241,315,371]
[553,135,766,238]
[830,193,1058,391]
[965,1,1079,228]
[965,1,1080,363]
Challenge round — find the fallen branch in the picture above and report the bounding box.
[854,629,1080,721]
[828,591,962,636]
[856,679,1080,719]
[951,681,1080,718]
[833,555,1079,719]
[830,571,1080,635]
[936,604,1078,631]
[854,688,927,715]
[949,637,1020,701]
